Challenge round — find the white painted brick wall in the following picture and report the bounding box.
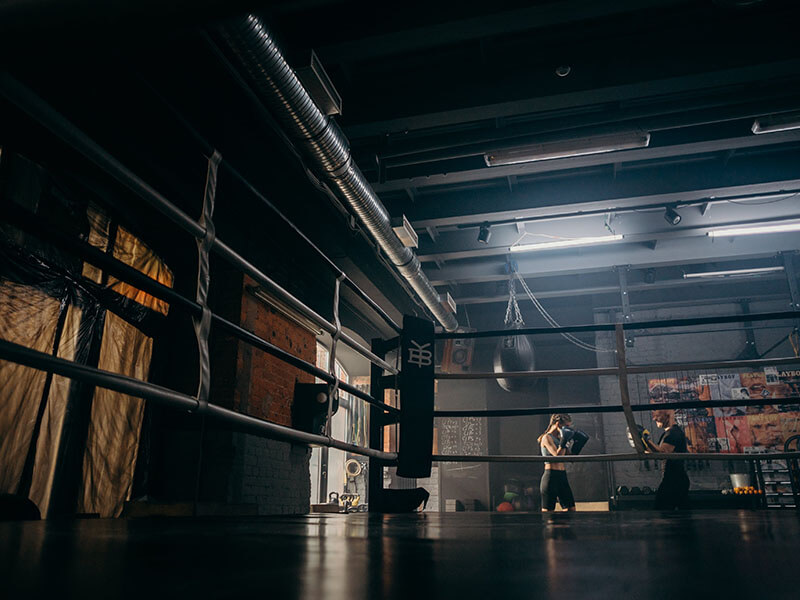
[230,433,311,515]
[417,466,440,512]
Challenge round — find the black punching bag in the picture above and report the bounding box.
[493,331,535,392]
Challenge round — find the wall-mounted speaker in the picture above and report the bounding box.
[441,337,475,373]
[292,382,338,435]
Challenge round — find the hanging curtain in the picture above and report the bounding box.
[79,312,153,517]
[0,282,63,494]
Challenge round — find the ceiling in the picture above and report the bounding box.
[266,0,800,327]
[3,0,800,334]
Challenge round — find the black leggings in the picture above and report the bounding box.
[540,469,575,510]
[654,469,690,510]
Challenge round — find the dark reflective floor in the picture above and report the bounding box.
[3,511,799,599]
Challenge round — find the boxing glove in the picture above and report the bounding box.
[570,429,590,454]
[559,427,577,448]
[641,428,651,446]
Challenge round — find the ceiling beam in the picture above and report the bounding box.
[372,127,800,192]
[317,0,685,64]
[416,201,800,261]
[401,151,800,229]
[344,59,800,138]
[426,233,800,285]
[455,273,789,304]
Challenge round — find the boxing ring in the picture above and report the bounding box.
[3,73,800,514]
[0,74,400,473]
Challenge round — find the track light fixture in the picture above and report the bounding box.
[477,222,492,244]
[663,206,682,226]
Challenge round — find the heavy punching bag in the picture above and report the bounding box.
[493,278,535,392]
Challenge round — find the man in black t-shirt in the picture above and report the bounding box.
[645,409,690,509]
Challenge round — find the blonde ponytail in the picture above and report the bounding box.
[537,413,572,444]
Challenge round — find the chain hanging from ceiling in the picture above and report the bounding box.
[511,271,615,353]
[503,277,525,329]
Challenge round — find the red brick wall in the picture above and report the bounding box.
[233,275,316,426]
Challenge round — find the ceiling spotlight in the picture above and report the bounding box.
[663,206,682,226]
[477,222,492,244]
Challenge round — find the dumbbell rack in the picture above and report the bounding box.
[755,461,796,509]
[753,435,800,510]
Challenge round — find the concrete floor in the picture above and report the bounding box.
[3,511,799,599]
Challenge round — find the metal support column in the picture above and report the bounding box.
[616,265,634,347]
[783,252,800,311]
[368,338,391,510]
[738,300,760,360]
[615,324,646,454]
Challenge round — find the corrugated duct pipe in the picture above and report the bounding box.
[215,14,458,332]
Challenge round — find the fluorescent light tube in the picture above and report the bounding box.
[509,234,623,252]
[484,132,650,166]
[683,266,784,279]
[752,112,800,134]
[707,222,800,237]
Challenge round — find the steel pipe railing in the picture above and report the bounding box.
[435,396,800,418]
[433,452,800,463]
[435,310,800,340]
[434,356,800,381]
[626,356,800,374]
[2,203,399,415]
[0,73,397,375]
[0,339,398,462]
[435,367,619,380]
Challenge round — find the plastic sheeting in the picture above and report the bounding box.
[1,191,172,518]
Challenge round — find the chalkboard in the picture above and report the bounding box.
[439,417,485,458]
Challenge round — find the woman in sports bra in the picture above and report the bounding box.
[537,413,576,512]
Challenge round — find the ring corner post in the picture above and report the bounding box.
[368,338,388,512]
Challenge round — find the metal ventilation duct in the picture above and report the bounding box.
[215,15,458,332]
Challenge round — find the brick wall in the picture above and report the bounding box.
[234,275,316,425]
[208,273,316,515]
[595,299,794,495]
